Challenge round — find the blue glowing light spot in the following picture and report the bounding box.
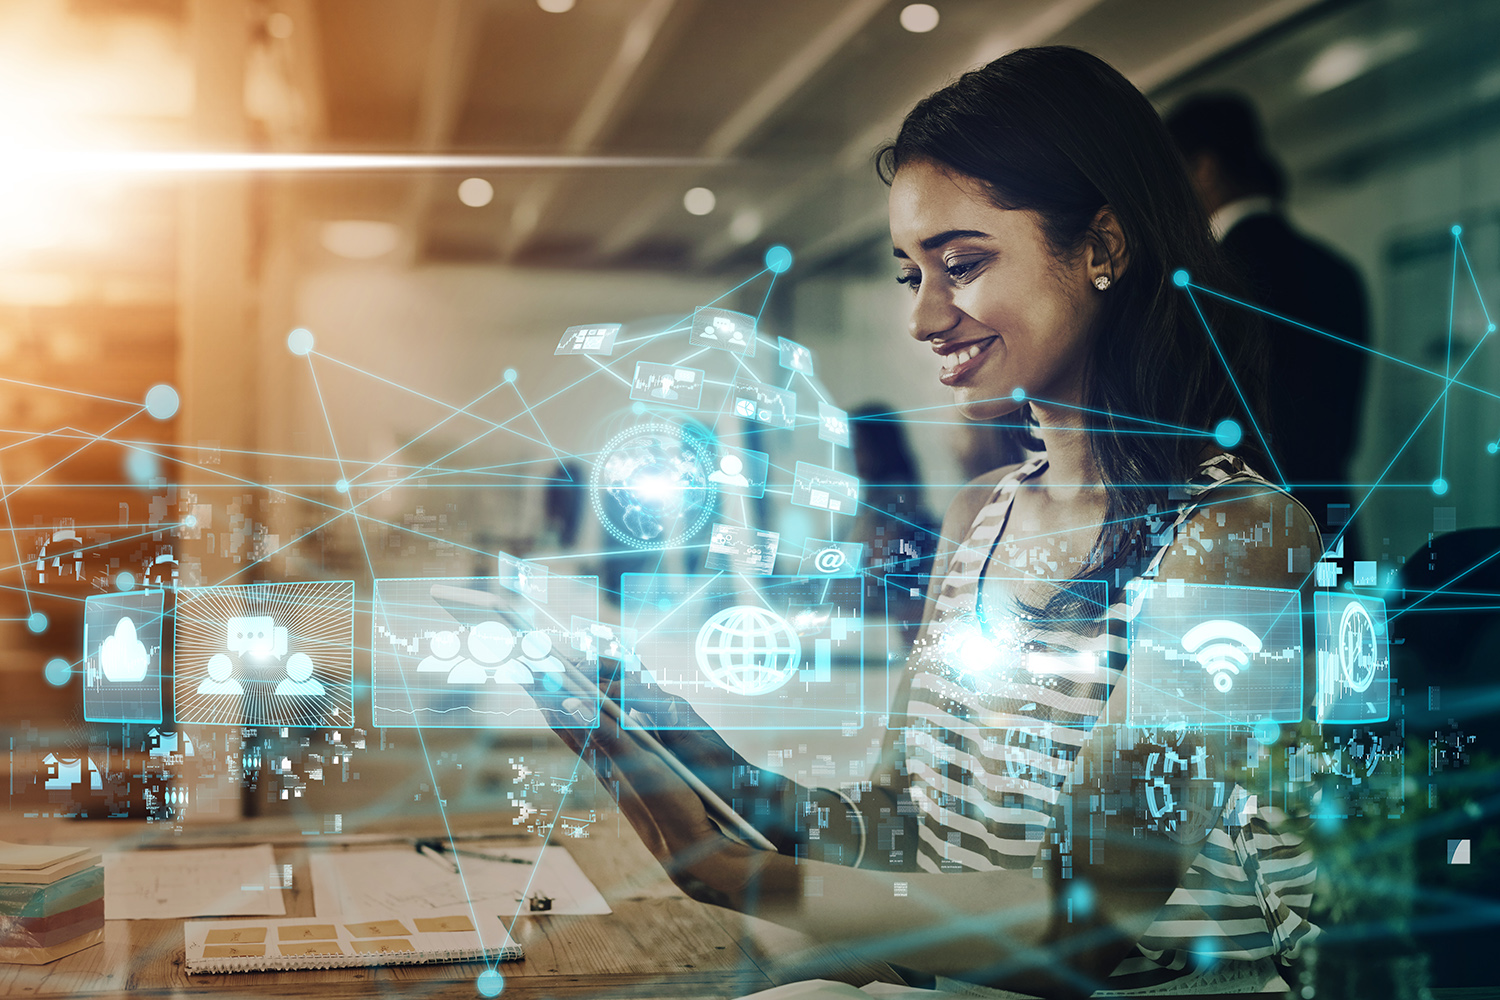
[764,245,793,274]
[1451,224,1463,237]
[27,612,48,634]
[1010,387,1026,402]
[1432,477,1449,496]
[335,479,350,494]
[144,384,179,420]
[1489,442,1498,455]
[1214,418,1242,449]
[540,672,563,693]
[183,514,198,528]
[44,658,71,687]
[1252,719,1280,745]
[630,401,646,415]
[287,328,315,356]
[476,968,504,997]
[116,571,136,592]
[503,368,518,383]
[1172,269,1190,287]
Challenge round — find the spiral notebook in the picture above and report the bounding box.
[184,912,522,974]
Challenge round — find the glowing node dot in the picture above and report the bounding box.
[287,328,315,355]
[1252,719,1280,745]
[44,658,71,687]
[1172,269,1190,287]
[683,187,716,216]
[503,368,518,383]
[144,384,179,420]
[335,479,350,494]
[1489,323,1497,334]
[476,968,504,996]
[183,514,198,528]
[458,177,494,208]
[116,571,136,592]
[1451,224,1463,237]
[27,612,48,634]
[1214,418,1243,448]
[764,245,793,274]
[1488,442,1498,455]
[630,401,646,415]
[1432,477,1449,496]
[899,3,940,32]
[1010,387,1026,402]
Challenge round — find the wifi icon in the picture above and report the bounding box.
[1180,619,1263,693]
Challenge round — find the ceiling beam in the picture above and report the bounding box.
[596,0,888,264]
[399,0,487,265]
[500,0,682,261]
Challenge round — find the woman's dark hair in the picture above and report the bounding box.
[876,46,1265,598]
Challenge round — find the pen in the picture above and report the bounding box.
[416,843,459,874]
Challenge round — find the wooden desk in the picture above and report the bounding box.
[0,815,901,1000]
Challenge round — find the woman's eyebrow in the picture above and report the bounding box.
[891,229,994,258]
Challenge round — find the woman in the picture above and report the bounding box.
[547,47,1321,998]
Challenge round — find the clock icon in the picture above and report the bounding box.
[1337,600,1379,693]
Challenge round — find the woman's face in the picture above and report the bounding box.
[889,160,1103,421]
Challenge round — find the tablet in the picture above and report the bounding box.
[428,583,776,851]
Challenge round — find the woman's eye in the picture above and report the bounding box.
[944,259,980,281]
[895,271,921,290]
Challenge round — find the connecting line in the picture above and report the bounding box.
[586,355,633,388]
[371,587,491,970]
[1298,319,1497,591]
[304,356,380,577]
[507,378,571,469]
[1438,234,1459,483]
[1182,286,1287,489]
[0,457,32,615]
[0,375,144,407]
[1387,541,1500,624]
[0,407,147,504]
[755,269,779,320]
[1458,239,1494,328]
[1189,281,1500,406]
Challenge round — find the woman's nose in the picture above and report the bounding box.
[908,281,959,343]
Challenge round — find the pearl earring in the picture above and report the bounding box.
[1093,275,1111,291]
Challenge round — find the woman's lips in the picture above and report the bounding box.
[937,336,997,387]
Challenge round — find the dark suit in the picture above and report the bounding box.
[1221,212,1369,548]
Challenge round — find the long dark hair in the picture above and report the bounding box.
[876,46,1265,590]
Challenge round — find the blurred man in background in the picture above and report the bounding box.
[1167,93,1370,560]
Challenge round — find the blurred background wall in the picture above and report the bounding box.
[1,0,1496,802]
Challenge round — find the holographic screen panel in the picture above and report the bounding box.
[372,576,600,730]
[1125,581,1303,728]
[621,573,863,730]
[83,589,166,724]
[174,580,356,728]
[1313,592,1391,724]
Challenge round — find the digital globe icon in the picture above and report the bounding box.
[693,605,802,696]
[591,423,716,549]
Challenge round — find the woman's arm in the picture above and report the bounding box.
[560,483,1323,998]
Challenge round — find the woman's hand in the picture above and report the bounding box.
[542,698,795,910]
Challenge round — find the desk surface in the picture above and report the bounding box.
[0,815,899,1000]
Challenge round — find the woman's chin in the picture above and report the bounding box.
[954,390,1022,423]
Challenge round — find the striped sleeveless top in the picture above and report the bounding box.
[905,452,1317,993]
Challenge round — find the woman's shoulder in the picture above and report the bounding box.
[938,460,1029,540]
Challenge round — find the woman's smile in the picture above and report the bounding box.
[933,334,999,386]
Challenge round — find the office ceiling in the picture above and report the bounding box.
[301,0,1343,273]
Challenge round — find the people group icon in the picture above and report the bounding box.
[417,621,565,686]
[701,315,748,348]
[709,453,750,488]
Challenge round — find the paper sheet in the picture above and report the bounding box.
[309,845,610,921]
[104,844,287,920]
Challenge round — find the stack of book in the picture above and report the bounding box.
[0,841,104,964]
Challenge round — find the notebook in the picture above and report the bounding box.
[184,912,523,974]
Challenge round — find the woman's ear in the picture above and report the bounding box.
[1087,206,1130,285]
